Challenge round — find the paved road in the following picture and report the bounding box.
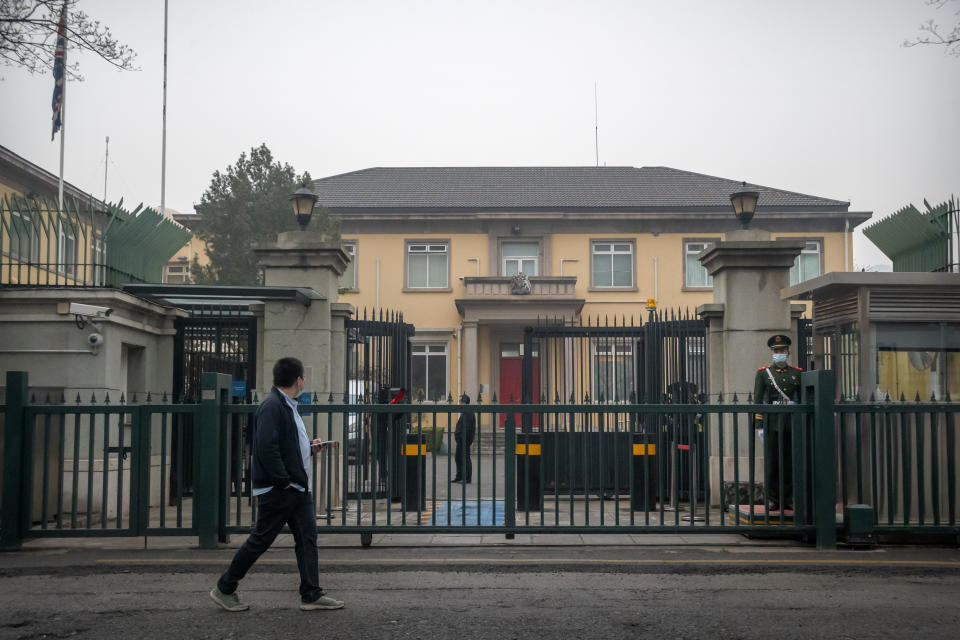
[1,545,959,639]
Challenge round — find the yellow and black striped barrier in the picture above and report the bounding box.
[517,433,542,511]
[403,433,427,512]
[631,435,658,510]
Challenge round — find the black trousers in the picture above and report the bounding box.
[764,425,793,508]
[454,436,473,481]
[218,487,323,602]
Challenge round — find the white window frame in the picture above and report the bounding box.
[91,237,105,285]
[790,240,822,285]
[7,210,31,260]
[57,220,77,277]
[683,239,716,288]
[501,242,539,276]
[411,343,449,403]
[592,340,635,403]
[406,241,449,289]
[591,240,634,288]
[339,240,358,291]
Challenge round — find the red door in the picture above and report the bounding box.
[499,348,540,428]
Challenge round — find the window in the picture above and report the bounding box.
[163,262,190,284]
[591,241,633,287]
[6,211,33,260]
[790,241,821,285]
[339,241,357,290]
[502,242,538,276]
[91,238,105,285]
[407,242,448,288]
[593,341,634,403]
[411,343,448,402]
[57,221,76,277]
[684,240,715,288]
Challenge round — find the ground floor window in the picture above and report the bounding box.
[593,341,634,403]
[412,343,448,402]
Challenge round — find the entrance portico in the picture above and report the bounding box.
[455,276,584,405]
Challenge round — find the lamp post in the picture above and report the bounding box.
[729,181,759,229]
[289,184,318,231]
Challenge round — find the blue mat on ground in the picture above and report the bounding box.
[429,499,504,526]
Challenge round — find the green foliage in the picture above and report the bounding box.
[191,143,339,285]
[417,426,446,453]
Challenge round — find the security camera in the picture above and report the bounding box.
[88,332,104,346]
[70,302,113,317]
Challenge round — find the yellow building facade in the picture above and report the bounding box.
[316,166,871,405]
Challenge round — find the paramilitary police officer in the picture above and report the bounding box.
[753,334,802,512]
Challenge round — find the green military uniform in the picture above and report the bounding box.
[753,334,802,511]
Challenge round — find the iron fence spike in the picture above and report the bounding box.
[30,393,36,403]
[554,392,560,403]
[313,391,319,402]
[946,391,952,402]
[162,391,168,404]
[132,393,138,404]
[747,392,753,403]
[884,392,890,402]
[732,392,738,404]
[146,391,152,403]
[477,391,483,403]
[900,392,906,402]
[931,392,937,402]
[90,392,97,404]
[120,392,125,405]
[629,390,636,403]
[253,392,258,403]
[584,392,591,404]
[104,392,110,404]
[44,392,51,404]
[717,392,723,403]
[540,393,546,404]
[328,392,334,403]
[569,392,575,404]
[448,393,453,403]
[492,393,498,403]
[915,392,921,403]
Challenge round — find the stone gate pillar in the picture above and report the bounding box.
[696,230,804,502]
[253,231,349,400]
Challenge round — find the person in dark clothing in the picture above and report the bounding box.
[753,334,803,512]
[452,393,476,483]
[210,357,344,612]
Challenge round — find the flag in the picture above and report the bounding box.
[51,4,67,141]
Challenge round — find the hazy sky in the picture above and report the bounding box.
[2,0,958,267]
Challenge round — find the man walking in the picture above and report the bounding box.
[210,357,344,612]
[753,335,803,512]
[452,393,476,483]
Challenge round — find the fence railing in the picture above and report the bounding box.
[3,370,959,551]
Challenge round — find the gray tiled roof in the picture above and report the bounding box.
[311,166,849,211]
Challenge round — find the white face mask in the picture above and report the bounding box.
[772,353,788,366]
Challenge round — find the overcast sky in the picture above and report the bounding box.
[2,0,958,267]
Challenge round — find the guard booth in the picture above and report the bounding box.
[783,272,960,523]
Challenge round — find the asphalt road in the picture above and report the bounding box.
[1,546,959,639]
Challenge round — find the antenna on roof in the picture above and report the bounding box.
[594,82,599,167]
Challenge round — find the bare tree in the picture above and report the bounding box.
[904,0,960,56]
[0,0,136,79]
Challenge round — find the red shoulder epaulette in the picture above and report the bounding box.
[757,365,770,371]
[790,366,803,371]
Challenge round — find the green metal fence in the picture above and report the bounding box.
[4,370,958,551]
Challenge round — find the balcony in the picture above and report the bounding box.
[456,276,583,321]
[461,275,578,297]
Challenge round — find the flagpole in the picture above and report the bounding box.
[160,0,168,213]
[58,39,66,212]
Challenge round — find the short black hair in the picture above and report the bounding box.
[273,357,304,388]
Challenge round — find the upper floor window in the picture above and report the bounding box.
[407,242,448,288]
[339,241,357,291]
[163,261,190,284]
[502,242,538,276]
[790,240,821,285]
[92,237,106,285]
[57,220,76,277]
[591,241,633,288]
[684,240,716,288]
[7,211,32,260]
